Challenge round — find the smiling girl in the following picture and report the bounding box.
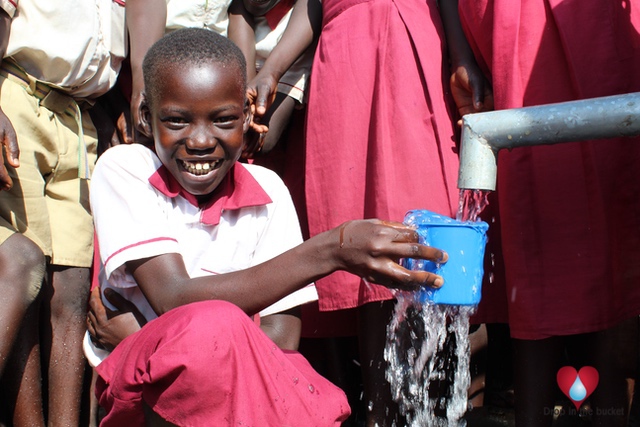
[89,28,448,426]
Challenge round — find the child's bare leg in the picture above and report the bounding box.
[0,234,46,426]
[569,324,632,427]
[0,234,45,373]
[41,266,90,427]
[88,368,101,427]
[512,336,564,427]
[358,300,402,427]
[6,298,46,427]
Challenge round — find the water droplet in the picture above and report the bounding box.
[308,384,315,393]
[292,377,299,385]
[569,376,587,402]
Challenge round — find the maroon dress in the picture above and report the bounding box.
[459,0,640,339]
[96,300,350,425]
[305,0,460,311]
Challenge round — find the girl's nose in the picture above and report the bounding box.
[185,127,217,152]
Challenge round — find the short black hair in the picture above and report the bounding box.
[142,28,247,106]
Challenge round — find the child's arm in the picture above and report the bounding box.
[88,287,304,351]
[125,0,167,138]
[248,0,321,119]
[438,0,494,123]
[128,220,447,318]
[0,8,19,191]
[228,0,258,81]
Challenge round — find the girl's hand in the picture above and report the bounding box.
[450,62,494,125]
[243,73,278,158]
[247,72,279,124]
[87,287,147,351]
[0,108,19,191]
[333,220,448,291]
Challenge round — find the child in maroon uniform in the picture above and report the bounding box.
[88,28,449,425]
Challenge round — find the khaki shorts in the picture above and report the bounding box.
[0,68,97,267]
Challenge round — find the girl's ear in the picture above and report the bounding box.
[139,94,153,137]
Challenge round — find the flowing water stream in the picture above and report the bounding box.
[384,190,491,426]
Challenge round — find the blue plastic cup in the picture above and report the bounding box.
[401,209,489,306]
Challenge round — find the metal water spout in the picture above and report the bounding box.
[457,92,640,191]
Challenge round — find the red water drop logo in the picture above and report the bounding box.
[557,366,599,410]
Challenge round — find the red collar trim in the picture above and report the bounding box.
[265,0,295,30]
[148,163,272,225]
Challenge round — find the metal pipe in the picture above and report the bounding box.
[457,92,640,190]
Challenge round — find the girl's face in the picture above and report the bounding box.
[145,62,249,202]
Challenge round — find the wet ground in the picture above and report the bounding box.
[465,404,596,427]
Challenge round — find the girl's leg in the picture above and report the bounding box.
[41,266,91,427]
[0,234,45,373]
[357,300,403,427]
[97,300,349,425]
[0,234,46,426]
[7,299,46,427]
[569,322,634,427]
[512,336,564,427]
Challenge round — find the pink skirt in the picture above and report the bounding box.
[305,0,460,310]
[96,300,350,425]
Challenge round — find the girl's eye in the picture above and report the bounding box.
[161,117,188,127]
[214,116,237,125]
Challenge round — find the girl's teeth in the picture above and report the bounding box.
[182,160,216,175]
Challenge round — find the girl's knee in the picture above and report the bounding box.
[161,300,255,344]
[0,234,45,302]
[179,300,250,327]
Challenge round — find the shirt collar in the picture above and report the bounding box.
[265,0,295,30]
[148,163,272,225]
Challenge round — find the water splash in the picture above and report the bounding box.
[383,190,490,425]
[385,293,475,426]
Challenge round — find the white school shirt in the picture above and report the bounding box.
[90,144,317,323]
[0,0,127,99]
[166,0,231,37]
[163,0,310,102]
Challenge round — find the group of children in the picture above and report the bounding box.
[1,0,640,426]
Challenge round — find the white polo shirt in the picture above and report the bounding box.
[162,0,311,103]
[1,0,127,98]
[166,0,231,36]
[91,144,317,323]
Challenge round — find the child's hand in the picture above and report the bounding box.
[0,108,19,191]
[130,87,146,138]
[450,62,494,125]
[243,73,278,158]
[87,287,147,351]
[241,127,267,159]
[333,220,448,290]
[247,73,279,121]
